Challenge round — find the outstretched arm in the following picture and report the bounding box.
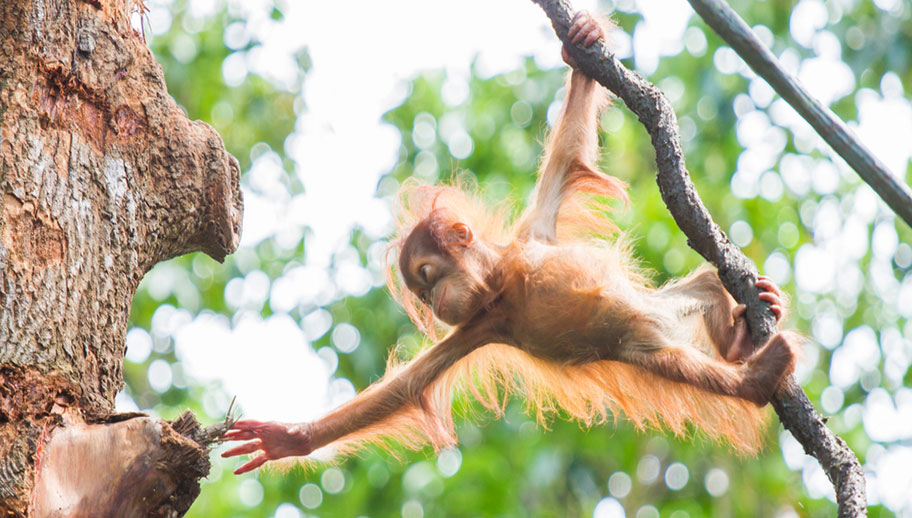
[519,12,625,243]
[222,325,491,474]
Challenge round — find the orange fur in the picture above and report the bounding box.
[386,179,514,341]
[364,67,774,460]
[455,344,767,453]
[357,172,769,460]
[283,332,768,471]
[223,15,793,475]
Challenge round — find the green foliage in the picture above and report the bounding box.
[146,0,300,172]
[125,1,912,516]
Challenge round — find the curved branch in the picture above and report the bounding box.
[531,1,867,516]
[688,0,912,230]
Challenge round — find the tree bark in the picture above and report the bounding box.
[0,0,242,516]
[532,1,867,516]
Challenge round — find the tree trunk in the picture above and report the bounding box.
[0,0,242,516]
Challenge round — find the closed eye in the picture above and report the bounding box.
[419,264,431,284]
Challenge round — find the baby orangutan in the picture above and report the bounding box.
[223,12,795,474]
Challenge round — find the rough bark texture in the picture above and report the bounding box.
[0,0,242,515]
[532,1,867,517]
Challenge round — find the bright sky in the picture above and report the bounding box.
[121,0,912,514]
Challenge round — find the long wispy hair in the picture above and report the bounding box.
[306,160,765,469]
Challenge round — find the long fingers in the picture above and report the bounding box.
[768,305,783,320]
[583,20,602,46]
[224,420,287,440]
[222,440,263,459]
[568,12,603,46]
[755,276,784,320]
[755,276,782,298]
[234,454,269,475]
[222,429,259,441]
[223,420,270,441]
[757,292,780,305]
[571,18,599,44]
[568,12,585,40]
[758,295,783,320]
[571,20,601,45]
[230,419,270,430]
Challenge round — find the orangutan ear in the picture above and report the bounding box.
[451,222,473,245]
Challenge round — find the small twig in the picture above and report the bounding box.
[531,1,867,516]
[213,396,241,442]
[226,395,240,425]
[688,0,912,229]
[194,396,241,445]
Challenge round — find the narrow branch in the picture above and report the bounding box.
[531,1,867,516]
[688,0,912,229]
